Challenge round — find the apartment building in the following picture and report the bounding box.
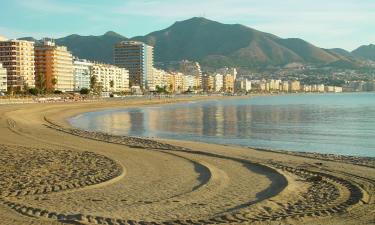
[214,73,223,92]
[223,74,235,93]
[289,80,301,92]
[91,63,129,92]
[114,41,153,89]
[202,74,215,92]
[235,78,251,92]
[180,60,202,89]
[35,40,73,92]
[73,58,93,91]
[281,81,289,92]
[183,75,195,92]
[0,39,35,91]
[0,62,7,92]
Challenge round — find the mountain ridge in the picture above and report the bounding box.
[16,17,374,68]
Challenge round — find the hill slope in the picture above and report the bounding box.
[19,17,363,68]
[352,44,375,61]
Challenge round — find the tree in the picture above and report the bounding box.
[90,76,97,90]
[109,80,114,91]
[90,76,98,94]
[28,88,39,96]
[36,73,46,93]
[80,88,90,95]
[51,78,58,89]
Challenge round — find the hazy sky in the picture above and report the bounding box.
[0,0,374,51]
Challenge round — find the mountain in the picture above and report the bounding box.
[55,31,128,63]
[18,17,364,68]
[20,32,127,64]
[352,44,375,61]
[132,17,350,68]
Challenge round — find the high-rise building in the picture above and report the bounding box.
[114,41,153,89]
[235,78,251,92]
[0,62,7,92]
[183,75,195,92]
[281,81,289,92]
[289,80,301,92]
[180,60,202,89]
[91,63,129,92]
[0,39,35,91]
[223,74,235,93]
[35,40,73,92]
[73,58,93,91]
[151,68,170,90]
[202,74,214,92]
[214,73,223,92]
[217,67,237,81]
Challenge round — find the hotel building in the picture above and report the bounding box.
[0,39,35,91]
[114,41,153,89]
[0,63,7,92]
[73,58,93,91]
[91,63,129,92]
[34,40,73,92]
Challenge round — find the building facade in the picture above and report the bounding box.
[183,75,195,92]
[91,63,129,92]
[114,41,153,89]
[0,62,7,92]
[35,40,73,92]
[73,58,93,91]
[223,74,235,93]
[180,60,202,89]
[214,73,223,92]
[0,39,35,91]
[235,78,251,92]
[202,74,214,92]
[289,80,301,92]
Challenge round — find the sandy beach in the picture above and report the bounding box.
[0,96,374,225]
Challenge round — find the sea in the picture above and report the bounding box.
[69,93,375,157]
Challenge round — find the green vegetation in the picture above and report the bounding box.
[80,88,90,95]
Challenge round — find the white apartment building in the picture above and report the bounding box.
[235,78,251,92]
[183,75,195,91]
[0,62,7,92]
[151,68,169,90]
[91,63,129,92]
[73,58,93,91]
[281,81,289,92]
[214,73,223,92]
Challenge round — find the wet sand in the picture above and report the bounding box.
[0,96,374,225]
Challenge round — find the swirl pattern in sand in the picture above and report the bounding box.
[0,145,123,197]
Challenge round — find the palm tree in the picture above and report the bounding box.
[36,73,46,93]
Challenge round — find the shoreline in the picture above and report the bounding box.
[65,94,375,167]
[0,95,374,224]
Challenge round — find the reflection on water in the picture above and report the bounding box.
[70,93,375,157]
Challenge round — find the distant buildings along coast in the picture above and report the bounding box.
[0,35,373,95]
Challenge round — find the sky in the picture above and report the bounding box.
[0,0,374,51]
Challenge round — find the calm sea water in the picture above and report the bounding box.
[69,93,375,157]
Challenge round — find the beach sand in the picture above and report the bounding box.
[0,96,374,225]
